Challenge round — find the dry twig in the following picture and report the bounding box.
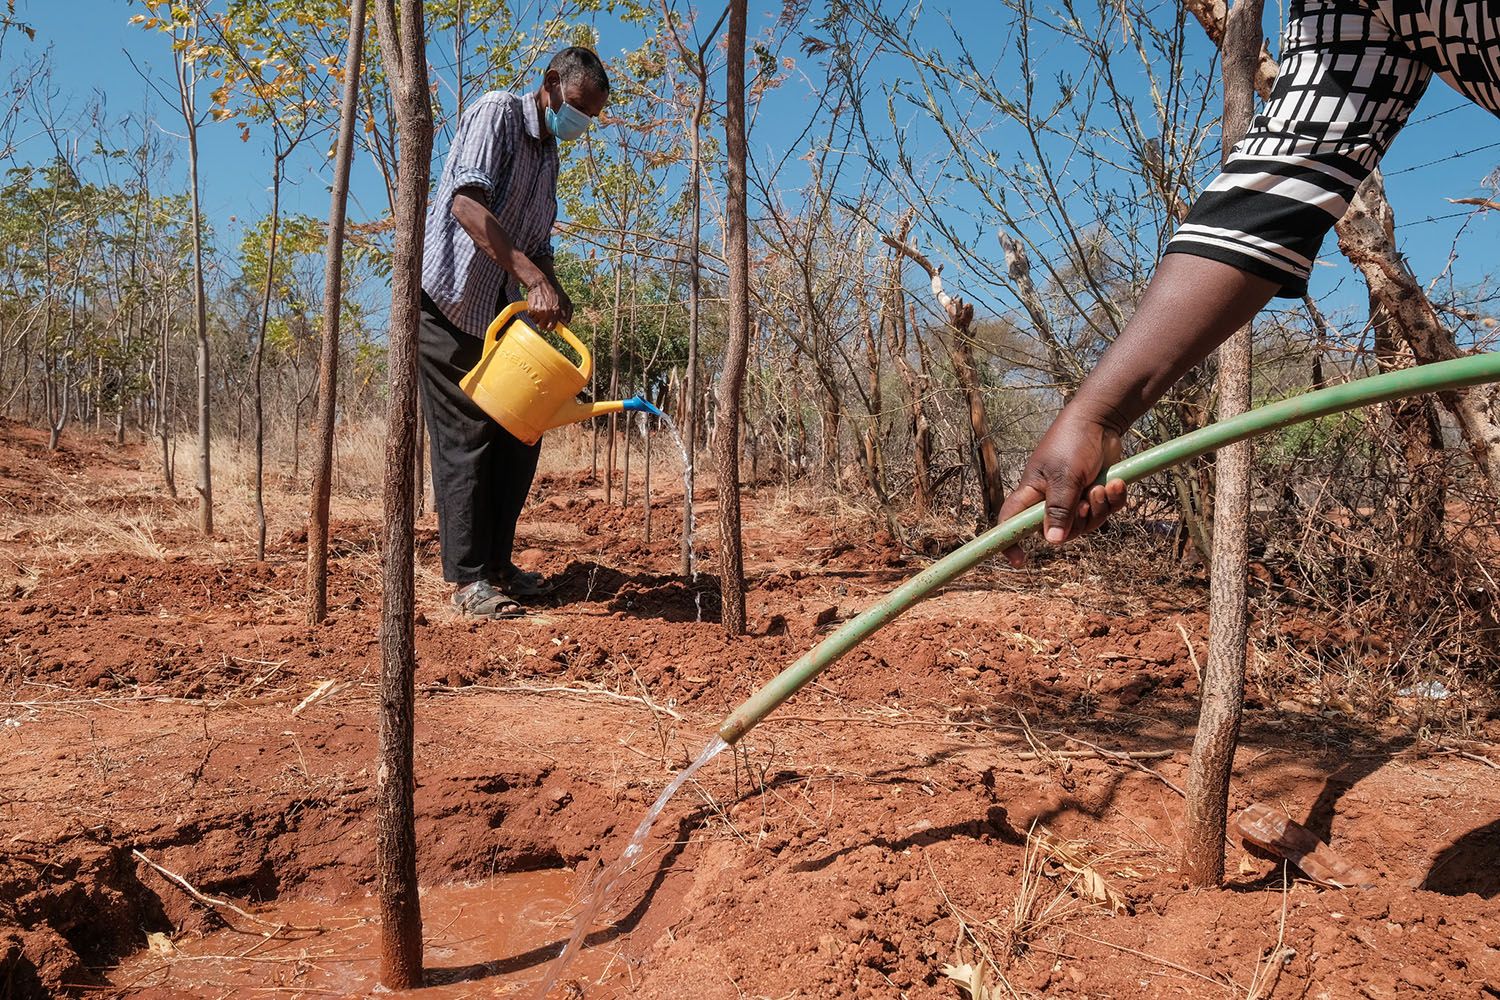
[1246,869,1294,1000]
[1060,928,1243,994]
[131,849,326,934]
[421,681,682,720]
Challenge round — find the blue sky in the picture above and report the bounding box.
[7,0,1500,331]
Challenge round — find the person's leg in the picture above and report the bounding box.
[417,294,496,586]
[484,427,543,581]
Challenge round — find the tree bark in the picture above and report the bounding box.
[946,317,1005,524]
[893,297,935,512]
[682,68,706,576]
[606,251,623,504]
[1182,0,1261,888]
[175,25,213,536]
[252,158,283,563]
[308,0,367,625]
[715,0,750,636]
[370,0,431,988]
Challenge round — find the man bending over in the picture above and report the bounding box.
[419,47,609,616]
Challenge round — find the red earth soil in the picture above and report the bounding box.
[2,418,1499,999]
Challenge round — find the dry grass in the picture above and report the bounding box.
[1,421,404,569]
[1244,871,1294,1000]
[1008,824,1085,957]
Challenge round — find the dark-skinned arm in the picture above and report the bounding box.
[450,187,562,327]
[997,253,1279,565]
[532,255,573,323]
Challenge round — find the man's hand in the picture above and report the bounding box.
[556,284,574,324]
[997,410,1126,568]
[526,279,562,329]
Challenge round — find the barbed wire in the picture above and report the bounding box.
[1401,102,1467,129]
[1385,139,1500,177]
[1394,208,1487,230]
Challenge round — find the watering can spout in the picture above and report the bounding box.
[543,394,663,431]
[624,394,665,418]
[545,397,622,430]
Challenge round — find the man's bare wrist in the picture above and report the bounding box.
[515,260,547,289]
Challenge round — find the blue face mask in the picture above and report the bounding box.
[545,101,592,142]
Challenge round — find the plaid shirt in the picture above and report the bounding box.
[1166,0,1500,296]
[421,90,558,338]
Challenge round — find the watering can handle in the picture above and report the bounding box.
[483,302,593,382]
[553,322,592,382]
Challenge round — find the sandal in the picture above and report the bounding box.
[452,580,524,618]
[495,565,553,598]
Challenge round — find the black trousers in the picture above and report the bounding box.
[418,293,542,585]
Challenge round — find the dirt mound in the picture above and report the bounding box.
[1,840,168,998]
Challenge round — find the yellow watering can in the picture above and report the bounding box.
[459,301,662,445]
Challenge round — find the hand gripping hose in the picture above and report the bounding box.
[717,352,1500,746]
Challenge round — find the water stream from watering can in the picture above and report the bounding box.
[534,735,728,998]
[655,414,703,621]
[656,416,697,575]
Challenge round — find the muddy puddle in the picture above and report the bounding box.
[113,870,614,998]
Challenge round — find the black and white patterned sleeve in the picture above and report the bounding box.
[1165,0,1434,297]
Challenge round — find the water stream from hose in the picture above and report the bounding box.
[533,736,728,997]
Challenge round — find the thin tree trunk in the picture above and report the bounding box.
[253,159,283,563]
[622,389,632,508]
[1182,0,1262,888]
[159,301,177,498]
[860,298,886,502]
[1000,232,1080,393]
[178,31,213,536]
[622,263,638,510]
[370,0,431,987]
[644,410,652,543]
[947,325,1004,524]
[49,248,88,452]
[307,0,367,624]
[415,409,427,516]
[898,298,934,512]
[20,317,30,422]
[115,307,129,444]
[880,219,933,511]
[292,398,302,484]
[590,349,599,480]
[1303,296,1331,391]
[606,249,623,504]
[716,0,749,636]
[681,69,706,576]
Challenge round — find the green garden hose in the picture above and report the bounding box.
[717,352,1500,746]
